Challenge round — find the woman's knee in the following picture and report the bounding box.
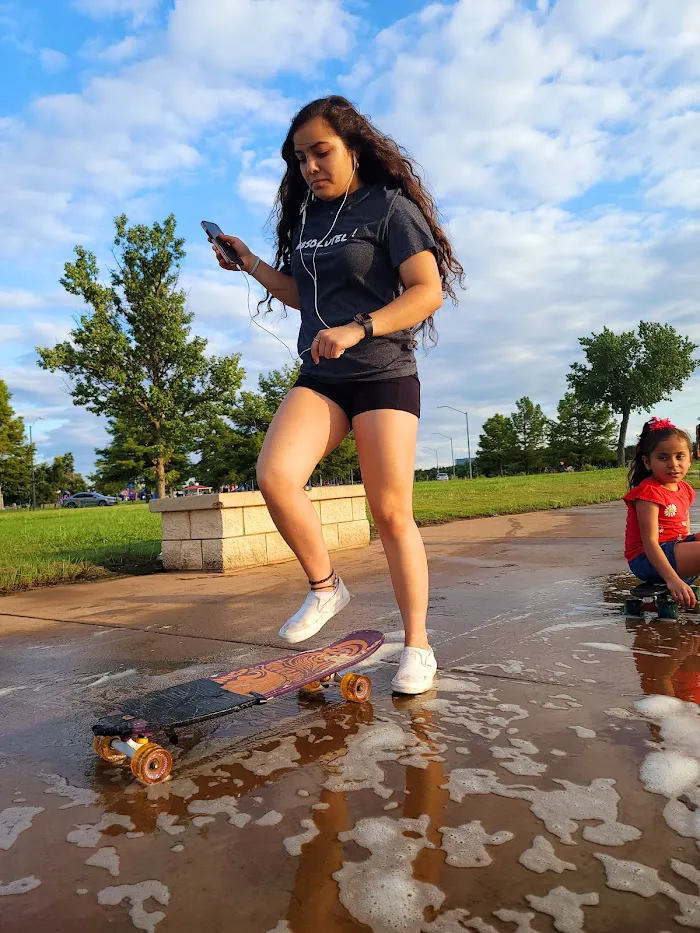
[371,505,414,539]
[256,462,305,502]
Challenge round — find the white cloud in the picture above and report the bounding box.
[345,0,700,209]
[0,289,44,309]
[167,0,357,76]
[0,0,358,260]
[39,48,68,73]
[73,0,161,28]
[81,35,145,64]
[0,324,22,342]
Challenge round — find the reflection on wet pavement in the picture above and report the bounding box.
[4,506,700,932]
[3,631,700,933]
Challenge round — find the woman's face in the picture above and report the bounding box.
[293,116,360,201]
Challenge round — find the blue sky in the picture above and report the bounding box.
[1,0,700,478]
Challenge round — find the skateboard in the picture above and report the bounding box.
[92,630,384,785]
[624,581,700,621]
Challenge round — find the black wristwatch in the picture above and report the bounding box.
[353,313,374,338]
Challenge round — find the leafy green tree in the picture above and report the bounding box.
[90,417,191,495]
[37,215,244,497]
[34,453,88,505]
[510,396,550,474]
[0,379,32,505]
[568,323,699,466]
[549,393,617,468]
[476,414,518,476]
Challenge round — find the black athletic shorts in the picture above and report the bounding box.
[293,373,420,423]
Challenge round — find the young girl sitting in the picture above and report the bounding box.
[624,417,698,608]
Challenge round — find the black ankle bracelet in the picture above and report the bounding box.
[309,569,336,589]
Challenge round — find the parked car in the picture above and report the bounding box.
[435,472,450,481]
[61,492,118,508]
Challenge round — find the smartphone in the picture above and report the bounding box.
[201,221,242,268]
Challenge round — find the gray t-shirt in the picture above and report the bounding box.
[290,183,437,382]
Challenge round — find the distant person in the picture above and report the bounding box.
[624,417,699,609]
[211,95,464,694]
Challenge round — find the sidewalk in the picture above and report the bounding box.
[1,502,699,932]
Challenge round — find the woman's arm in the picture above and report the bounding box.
[636,500,696,606]
[215,234,301,310]
[310,251,442,362]
[249,258,301,311]
[367,251,443,336]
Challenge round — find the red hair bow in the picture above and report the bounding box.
[648,417,675,432]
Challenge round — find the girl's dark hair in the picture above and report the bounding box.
[628,420,692,488]
[260,95,465,344]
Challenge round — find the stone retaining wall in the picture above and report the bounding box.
[149,485,370,572]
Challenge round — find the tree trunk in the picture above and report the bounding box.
[155,455,166,499]
[617,408,630,467]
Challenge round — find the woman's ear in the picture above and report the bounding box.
[642,455,651,471]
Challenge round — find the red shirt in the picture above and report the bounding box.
[624,477,695,561]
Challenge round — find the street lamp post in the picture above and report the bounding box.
[434,432,456,479]
[438,405,473,479]
[422,447,439,479]
[28,418,43,510]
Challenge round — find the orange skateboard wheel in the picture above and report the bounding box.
[130,742,173,784]
[340,673,371,703]
[93,735,127,765]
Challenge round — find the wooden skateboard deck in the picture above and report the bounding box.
[91,630,384,784]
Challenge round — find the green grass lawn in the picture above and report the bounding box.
[0,503,162,595]
[411,467,637,523]
[3,468,698,595]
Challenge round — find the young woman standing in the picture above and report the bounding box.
[213,96,464,694]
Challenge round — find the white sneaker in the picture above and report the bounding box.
[391,646,438,695]
[278,577,351,644]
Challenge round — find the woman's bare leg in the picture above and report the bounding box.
[256,387,349,588]
[353,409,429,649]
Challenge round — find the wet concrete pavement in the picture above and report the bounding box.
[2,502,700,932]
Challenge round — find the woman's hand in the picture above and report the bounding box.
[667,577,697,609]
[311,323,365,364]
[210,233,256,273]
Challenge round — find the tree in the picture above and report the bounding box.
[510,396,550,474]
[37,214,244,498]
[34,453,88,505]
[197,363,360,489]
[567,323,699,466]
[0,379,32,505]
[90,416,191,495]
[549,393,617,468]
[476,414,518,476]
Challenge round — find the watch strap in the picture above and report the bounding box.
[353,313,374,338]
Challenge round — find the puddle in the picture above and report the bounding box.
[5,577,700,933]
[3,652,700,933]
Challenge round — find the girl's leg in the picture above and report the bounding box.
[257,387,349,588]
[671,541,700,580]
[353,410,434,691]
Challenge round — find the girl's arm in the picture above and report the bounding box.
[636,500,696,607]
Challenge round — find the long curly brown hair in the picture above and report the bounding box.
[260,95,465,344]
